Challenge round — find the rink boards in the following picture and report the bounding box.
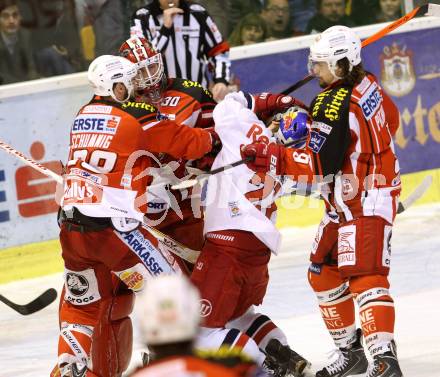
[1,17,440,282]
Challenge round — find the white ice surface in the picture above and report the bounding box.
[1,203,439,376]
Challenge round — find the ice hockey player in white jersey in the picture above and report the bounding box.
[190,92,311,377]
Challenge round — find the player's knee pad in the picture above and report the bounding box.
[227,306,287,351]
[195,326,266,366]
[89,291,135,377]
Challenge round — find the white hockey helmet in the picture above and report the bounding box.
[308,25,362,78]
[136,275,201,345]
[87,55,138,103]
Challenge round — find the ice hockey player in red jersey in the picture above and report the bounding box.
[241,26,403,377]
[190,92,311,377]
[119,36,218,269]
[52,54,218,377]
[130,274,264,377]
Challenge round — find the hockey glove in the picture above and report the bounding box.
[253,93,308,121]
[205,127,222,154]
[240,142,285,175]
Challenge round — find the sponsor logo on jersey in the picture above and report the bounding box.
[359,82,383,121]
[308,263,322,275]
[120,174,132,188]
[156,111,175,121]
[82,105,113,114]
[64,268,100,305]
[119,270,144,290]
[121,101,156,112]
[117,229,171,276]
[63,177,103,205]
[380,42,416,97]
[228,201,241,218]
[200,299,212,317]
[338,227,356,267]
[66,273,89,296]
[147,201,167,210]
[72,114,121,135]
[181,80,212,97]
[308,131,327,153]
[69,168,102,184]
[311,121,332,135]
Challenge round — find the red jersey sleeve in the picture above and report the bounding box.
[141,120,212,160]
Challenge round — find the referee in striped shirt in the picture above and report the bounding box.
[131,0,231,102]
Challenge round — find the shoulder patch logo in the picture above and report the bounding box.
[308,131,327,153]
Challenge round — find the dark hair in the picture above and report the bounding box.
[0,0,18,13]
[228,12,268,47]
[317,0,346,10]
[336,58,366,86]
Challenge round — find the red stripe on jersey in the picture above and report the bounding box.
[253,321,277,345]
[207,41,230,57]
[235,333,251,349]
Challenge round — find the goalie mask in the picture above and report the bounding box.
[276,106,310,148]
[119,37,167,105]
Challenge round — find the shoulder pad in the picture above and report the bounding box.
[189,4,206,12]
[310,85,351,126]
[120,101,157,119]
[172,78,214,100]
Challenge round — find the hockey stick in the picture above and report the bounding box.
[397,175,433,214]
[171,156,253,190]
[0,288,57,315]
[0,139,62,182]
[171,139,301,190]
[0,138,199,263]
[281,3,440,95]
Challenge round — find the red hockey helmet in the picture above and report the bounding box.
[119,37,166,104]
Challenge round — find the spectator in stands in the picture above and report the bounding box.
[229,0,263,36]
[261,0,301,40]
[305,0,355,34]
[84,0,125,56]
[131,0,231,102]
[33,0,85,77]
[349,0,377,26]
[228,12,268,46]
[0,0,38,84]
[375,0,402,23]
[288,0,317,33]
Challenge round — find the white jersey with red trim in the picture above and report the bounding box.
[204,96,282,254]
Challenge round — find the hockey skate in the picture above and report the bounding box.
[263,338,311,377]
[316,329,368,377]
[365,349,403,377]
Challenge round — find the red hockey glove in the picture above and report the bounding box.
[205,127,222,153]
[253,93,308,120]
[240,142,285,175]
